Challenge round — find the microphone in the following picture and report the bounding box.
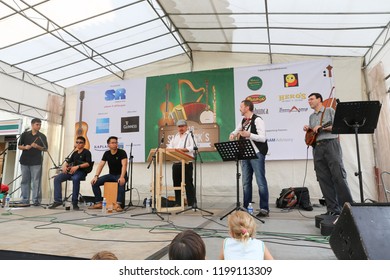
[160,132,165,144]
[336,98,340,104]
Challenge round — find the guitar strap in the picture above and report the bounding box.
[319,107,326,126]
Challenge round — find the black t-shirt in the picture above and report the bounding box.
[102,149,127,176]
[18,131,48,166]
[69,149,92,172]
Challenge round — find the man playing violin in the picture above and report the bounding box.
[49,136,92,210]
[303,93,353,216]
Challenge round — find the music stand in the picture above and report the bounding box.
[332,101,381,202]
[215,139,264,223]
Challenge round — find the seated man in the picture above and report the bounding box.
[49,136,92,210]
[89,136,127,212]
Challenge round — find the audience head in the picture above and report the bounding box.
[228,211,256,242]
[91,250,118,260]
[168,230,206,260]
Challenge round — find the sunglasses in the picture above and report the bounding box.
[75,141,85,144]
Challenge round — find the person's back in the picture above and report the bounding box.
[223,237,264,260]
[220,211,273,260]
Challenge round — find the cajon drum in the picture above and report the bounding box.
[103,182,118,208]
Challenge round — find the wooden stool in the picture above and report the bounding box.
[103,182,118,209]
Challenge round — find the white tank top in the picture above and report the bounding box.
[223,238,264,260]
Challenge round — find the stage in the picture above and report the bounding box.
[0,200,336,260]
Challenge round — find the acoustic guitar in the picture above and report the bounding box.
[74,91,90,150]
[305,121,332,147]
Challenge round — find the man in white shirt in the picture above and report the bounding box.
[230,100,269,217]
[167,120,195,207]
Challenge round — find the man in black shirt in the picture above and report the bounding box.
[89,136,128,212]
[48,136,92,210]
[18,118,48,206]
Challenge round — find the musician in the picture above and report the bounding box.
[229,100,269,218]
[49,136,92,210]
[18,118,48,206]
[89,136,127,212]
[166,119,195,207]
[303,93,353,216]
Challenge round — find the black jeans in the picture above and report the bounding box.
[172,162,195,206]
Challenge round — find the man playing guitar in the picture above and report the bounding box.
[303,93,353,216]
[48,136,92,210]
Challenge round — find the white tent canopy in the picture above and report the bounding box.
[0,0,389,89]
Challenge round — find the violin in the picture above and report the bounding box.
[159,84,174,126]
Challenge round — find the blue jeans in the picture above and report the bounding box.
[91,174,126,204]
[20,164,42,204]
[53,170,87,204]
[241,152,269,211]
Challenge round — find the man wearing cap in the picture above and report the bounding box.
[167,119,195,207]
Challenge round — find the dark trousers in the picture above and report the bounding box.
[91,174,127,205]
[313,139,353,213]
[172,162,195,206]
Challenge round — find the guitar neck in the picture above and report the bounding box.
[79,100,83,125]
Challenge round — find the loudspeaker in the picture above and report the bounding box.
[329,202,390,260]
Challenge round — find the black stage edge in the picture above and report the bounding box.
[0,249,88,260]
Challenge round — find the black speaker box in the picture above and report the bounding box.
[329,202,390,260]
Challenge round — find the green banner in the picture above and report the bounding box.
[145,68,235,162]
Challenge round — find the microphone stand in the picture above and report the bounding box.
[124,143,142,210]
[132,136,165,220]
[176,130,213,215]
[38,135,59,169]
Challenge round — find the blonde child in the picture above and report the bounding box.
[219,210,273,260]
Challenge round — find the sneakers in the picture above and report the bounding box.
[113,202,123,212]
[88,202,102,209]
[256,209,269,217]
[322,211,340,216]
[33,202,41,207]
[73,204,80,211]
[48,201,63,209]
